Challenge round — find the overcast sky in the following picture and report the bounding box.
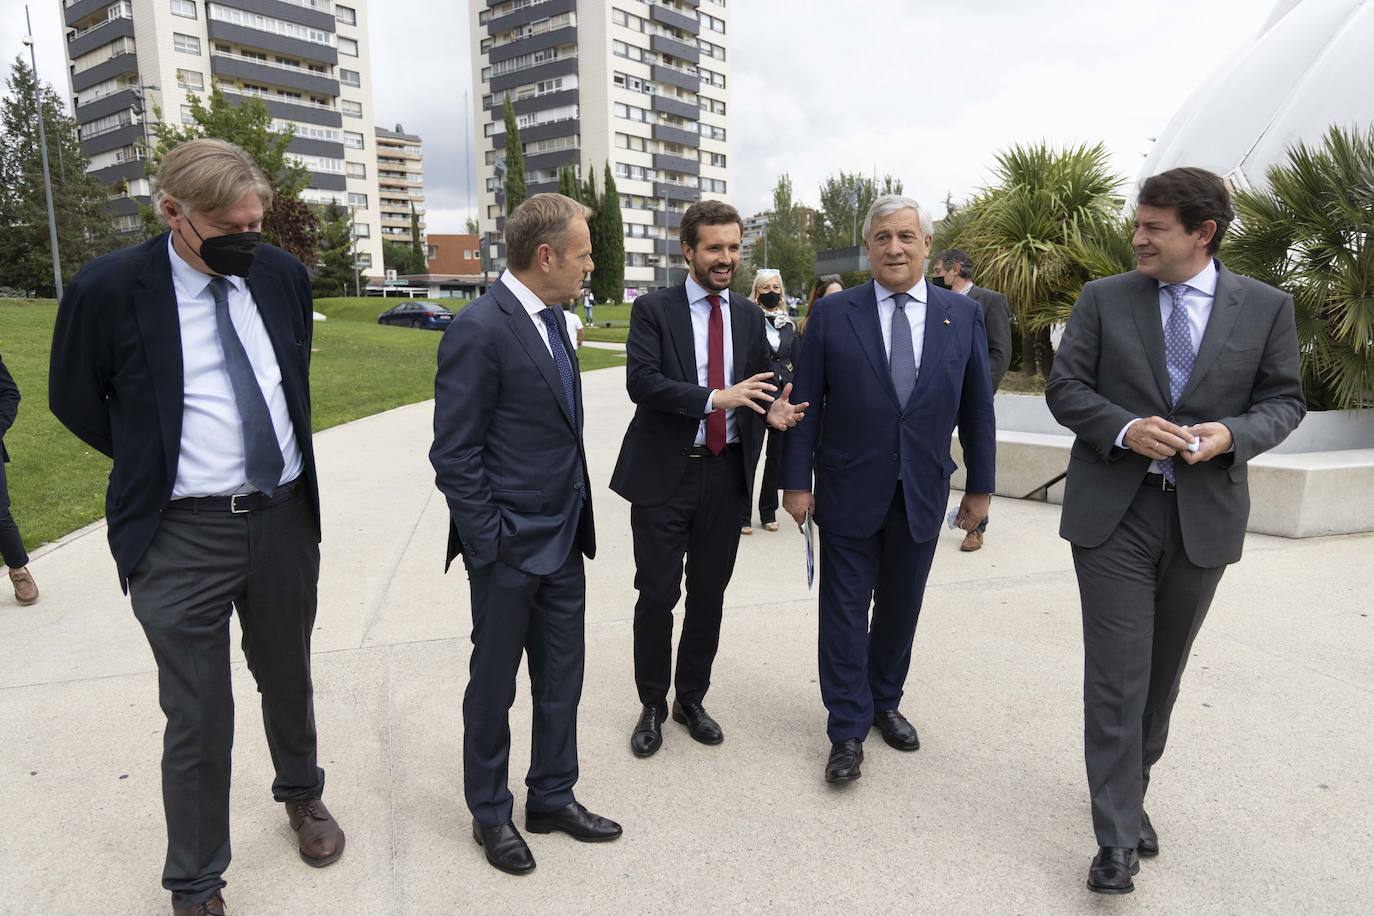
[6,0,1275,232]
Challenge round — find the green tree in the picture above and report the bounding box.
[591,162,624,304]
[312,202,354,298]
[382,238,426,276]
[1225,124,1374,410]
[464,215,479,234]
[501,95,526,213]
[145,85,318,263]
[558,165,580,202]
[812,171,905,253]
[582,168,604,299]
[748,173,815,299]
[409,200,424,260]
[944,143,1132,378]
[0,57,119,296]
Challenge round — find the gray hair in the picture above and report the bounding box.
[861,194,933,242]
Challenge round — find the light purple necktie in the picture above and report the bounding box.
[1160,283,1195,485]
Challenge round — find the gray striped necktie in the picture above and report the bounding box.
[208,277,285,495]
[888,292,916,406]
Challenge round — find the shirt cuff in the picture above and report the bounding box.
[1115,418,1141,450]
[706,390,716,415]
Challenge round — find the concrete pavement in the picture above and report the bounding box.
[2,365,1371,914]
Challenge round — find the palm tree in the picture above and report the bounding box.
[945,143,1133,378]
[1224,124,1374,410]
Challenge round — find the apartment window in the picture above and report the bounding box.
[353,222,370,238]
[356,252,373,268]
[176,69,204,90]
[702,177,727,193]
[348,192,368,208]
[336,4,356,25]
[171,0,196,19]
[180,104,194,125]
[699,11,726,33]
[344,131,364,149]
[173,33,201,55]
[341,99,363,117]
[339,68,361,87]
[207,4,333,46]
[338,36,358,56]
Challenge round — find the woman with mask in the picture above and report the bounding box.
[742,269,797,534]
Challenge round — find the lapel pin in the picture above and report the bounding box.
[943,319,951,326]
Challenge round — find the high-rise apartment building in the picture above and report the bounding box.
[61,0,384,275]
[374,122,425,248]
[470,0,730,292]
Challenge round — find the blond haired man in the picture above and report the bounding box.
[50,139,343,915]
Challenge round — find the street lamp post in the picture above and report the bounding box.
[23,5,63,300]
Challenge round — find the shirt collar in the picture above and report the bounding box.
[168,233,244,299]
[500,269,552,318]
[873,276,928,305]
[1160,259,1218,298]
[685,272,729,308]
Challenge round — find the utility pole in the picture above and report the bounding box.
[348,204,361,296]
[24,5,63,300]
[463,89,474,231]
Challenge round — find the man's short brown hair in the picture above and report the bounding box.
[1137,167,1235,255]
[679,200,743,250]
[504,193,593,271]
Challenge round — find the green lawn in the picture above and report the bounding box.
[1,297,623,552]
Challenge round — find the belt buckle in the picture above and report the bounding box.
[230,494,250,514]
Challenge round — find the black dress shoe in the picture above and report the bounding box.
[1138,809,1159,857]
[526,802,623,842]
[630,703,665,757]
[824,739,864,784]
[671,700,723,745]
[1086,846,1139,894]
[872,709,920,751]
[471,820,535,876]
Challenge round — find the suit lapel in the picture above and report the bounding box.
[1130,274,1172,405]
[494,282,576,433]
[1177,263,1244,408]
[912,289,953,397]
[728,291,751,384]
[847,282,900,408]
[664,284,697,383]
[133,235,185,482]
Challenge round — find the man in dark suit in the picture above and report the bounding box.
[49,139,343,916]
[611,200,805,758]
[781,195,997,784]
[933,248,1013,552]
[1047,167,1304,895]
[0,352,38,605]
[431,193,621,876]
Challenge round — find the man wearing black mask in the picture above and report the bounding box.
[50,138,343,916]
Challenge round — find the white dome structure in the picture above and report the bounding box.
[1138,0,1374,191]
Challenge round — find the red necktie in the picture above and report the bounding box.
[706,294,726,455]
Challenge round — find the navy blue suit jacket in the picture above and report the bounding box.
[779,280,997,541]
[49,233,321,590]
[430,279,595,576]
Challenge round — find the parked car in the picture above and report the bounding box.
[377,302,455,330]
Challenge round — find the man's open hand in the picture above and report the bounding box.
[766,382,809,431]
[712,372,777,415]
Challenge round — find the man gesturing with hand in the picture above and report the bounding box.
[611,200,804,759]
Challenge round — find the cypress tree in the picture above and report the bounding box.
[501,95,526,212]
[558,166,580,202]
[592,162,625,304]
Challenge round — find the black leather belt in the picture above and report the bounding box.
[688,443,742,458]
[1142,473,1177,493]
[167,478,302,514]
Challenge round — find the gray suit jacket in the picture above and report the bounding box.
[1046,262,1305,568]
[965,285,1013,390]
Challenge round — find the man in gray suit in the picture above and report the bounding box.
[1046,167,1304,895]
[934,249,1012,552]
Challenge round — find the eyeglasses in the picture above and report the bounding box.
[817,274,841,284]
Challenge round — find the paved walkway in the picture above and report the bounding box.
[2,366,1370,914]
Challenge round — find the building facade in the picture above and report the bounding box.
[374,122,425,248]
[469,0,730,293]
[61,0,384,275]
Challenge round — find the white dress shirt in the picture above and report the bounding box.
[685,273,737,446]
[501,269,557,357]
[563,307,584,349]
[1116,259,1220,467]
[873,277,928,376]
[168,236,302,498]
[763,310,782,351]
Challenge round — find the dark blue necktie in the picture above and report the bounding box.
[208,277,284,495]
[538,308,578,425]
[1160,283,1196,485]
[888,292,916,407]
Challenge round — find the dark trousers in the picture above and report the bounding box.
[818,485,939,741]
[0,459,28,568]
[127,490,324,910]
[741,428,782,526]
[463,547,585,827]
[631,445,745,708]
[1072,484,1225,848]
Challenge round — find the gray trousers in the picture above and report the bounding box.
[128,490,324,909]
[1071,483,1225,848]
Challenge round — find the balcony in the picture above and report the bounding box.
[650,63,700,93]
[651,122,699,148]
[486,0,575,36]
[485,88,579,117]
[650,93,698,121]
[654,209,684,229]
[90,158,147,185]
[649,4,699,34]
[81,121,144,158]
[490,117,578,149]
[650,33,700,65]
[71,52,138,93]
[207,19,338,67]
[489,26,576,64]
[218,86,343,127]
[64,0,116,28]
[222,0,337,32]
[67,14,135,59]
[653,152,699,177]
[76,87,139,124]
[211,51,340,96]
[489,56,578,95]
[654,181,700,204]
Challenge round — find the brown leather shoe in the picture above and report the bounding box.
[959,529,983,552]
[286,799,345,867]
[9,567,37,605]
[173,891,226,915]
